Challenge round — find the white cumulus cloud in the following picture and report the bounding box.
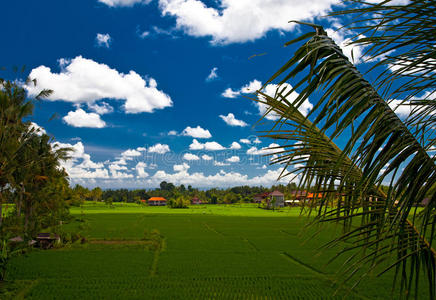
[219,113,248,127]
[247,143,284,155]
[230,141,241,149]
[158,0,337,44]
[135,162,149,178]
[224,79,312,120]
[226,156,240,163]
[182,125,212,138]
[148,143,170,154]
[173,162,190,172]
[25,56,172,114]
[87,102,114,114]
[202,154,213,160]
[63,108,106,128]
[183,153,200,160]
[189,139,226,151]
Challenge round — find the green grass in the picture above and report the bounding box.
[2,202,429,299]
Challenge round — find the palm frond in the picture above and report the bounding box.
[257,22,436,297]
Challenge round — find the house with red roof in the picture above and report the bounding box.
[191,197,202,205]
[148,197,167,206]
[253,190,285,208]
[253,192,269,203]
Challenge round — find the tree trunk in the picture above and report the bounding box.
[0,189,3,228]
[16,184,23,218]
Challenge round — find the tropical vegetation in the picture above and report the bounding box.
[254,0,435,297]
[0,78,74,279]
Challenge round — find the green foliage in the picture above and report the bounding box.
[167,196,189,208]
[104,197,113,207]
[251,0,436,296]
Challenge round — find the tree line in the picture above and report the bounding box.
[70,181,300,205]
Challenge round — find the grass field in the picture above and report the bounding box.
[2,202,428,299]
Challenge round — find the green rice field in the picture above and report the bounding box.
[2,203,428,299]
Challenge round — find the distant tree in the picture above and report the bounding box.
[90,187,103,202]
[168,195,189,208]
[104,197,113,206]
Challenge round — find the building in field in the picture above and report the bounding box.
[191,197,202,205]
[267,190,285,208]
[148,197,167,206]
[253,192,269,204]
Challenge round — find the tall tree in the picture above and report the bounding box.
[0,78,51,227]
[254,0,435,297]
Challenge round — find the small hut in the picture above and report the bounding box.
[148,197,167,206]
[37,233,60,249]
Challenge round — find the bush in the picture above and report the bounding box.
[168,196,189,209]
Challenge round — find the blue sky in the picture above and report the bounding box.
[2,0,410,189]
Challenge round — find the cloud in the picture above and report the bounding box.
[189,139,226,151]
[202,154,213,160]
[139,31,150,38]
[158,0,337,44]
[135,162,149,178]
[219,113,248,127]
[206,67,219,81]
[229,141,241,149]
[221,88,240,98]
[173,162,190,172]
[240,138,251,144]
[51,141,110,179]
[121,149,142,159]
[224,79,312,119]
[26,56,173,114]
[214,161,230,166]
[148,167,293,188]
[148,143,170,154]
[182,125,211,138]
[247,143,284,155]
[29,122,46,136]
[183,153,200,160]
[98,0,151,7]
[222,79,261,98]
[388,95,436,119]
[226,156,240,163]
[87,102,114,114]
[96,33,111,48]
[76,154,104,169]
[168,130,178,136]
[63,108,106,128]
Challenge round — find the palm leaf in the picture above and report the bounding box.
[255,21,435,298]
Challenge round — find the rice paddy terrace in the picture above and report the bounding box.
[3,203,428,299]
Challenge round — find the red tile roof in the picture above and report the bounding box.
[148,197,167,201]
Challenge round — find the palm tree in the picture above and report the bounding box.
[15,132,70,235]
[0,78,52,228]
[253,0,435,297]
